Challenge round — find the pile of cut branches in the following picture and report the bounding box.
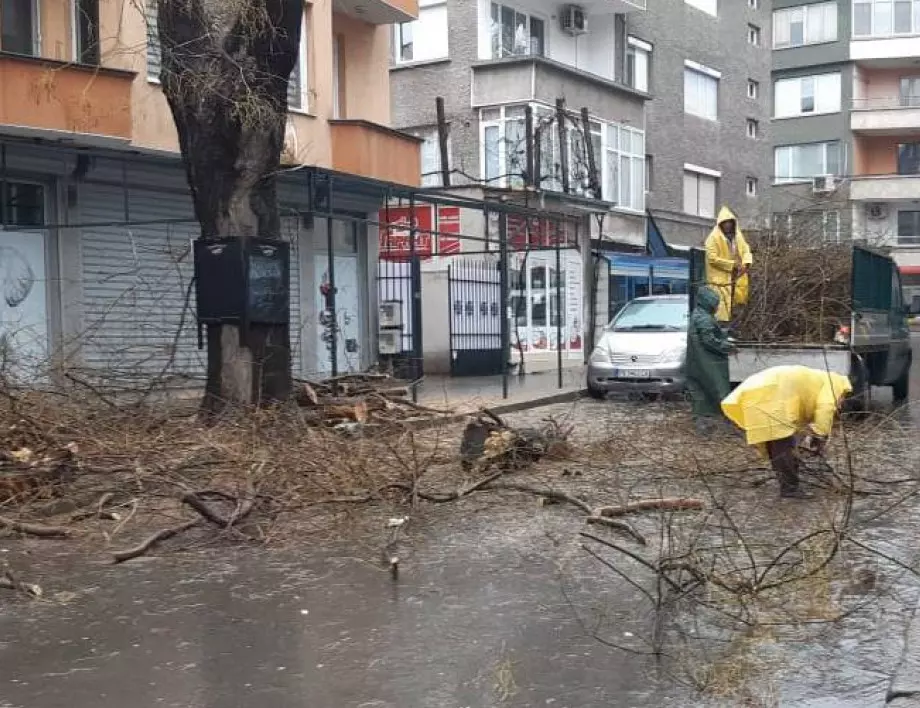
[295,373,447,428]
[733,228,852,343]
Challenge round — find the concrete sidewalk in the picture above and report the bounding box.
[413,366,587,415]
[887,598,920,706]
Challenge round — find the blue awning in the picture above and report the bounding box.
[602,252,689,280]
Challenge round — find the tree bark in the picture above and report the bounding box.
[156,0,301,416]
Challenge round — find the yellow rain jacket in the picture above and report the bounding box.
[705,206,753,322]
[721,365,853,449]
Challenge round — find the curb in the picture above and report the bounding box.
[887,597,920,705]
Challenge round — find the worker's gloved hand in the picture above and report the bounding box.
[801,434,827,456]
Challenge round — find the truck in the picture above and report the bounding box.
[689,244,915,408]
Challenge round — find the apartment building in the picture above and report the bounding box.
[770,0,920,301]
[629,0,773,245]
[0,0,419,381]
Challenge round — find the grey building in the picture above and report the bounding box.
[769,0,920,304]
[628,0,774,245]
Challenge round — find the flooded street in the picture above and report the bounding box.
[2,342,919,708]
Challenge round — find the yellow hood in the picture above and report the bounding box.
[715,206,740,234]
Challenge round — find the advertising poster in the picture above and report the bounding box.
[378,205,434,260]
[437,206,462,255]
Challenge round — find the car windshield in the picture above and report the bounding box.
[610,300,688,332]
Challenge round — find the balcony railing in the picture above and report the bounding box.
[852,96,920,110]
[850,96,920,133]
[329,119,422,187]
[0,53,134,141]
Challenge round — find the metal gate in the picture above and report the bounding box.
[447,259,503,376]
[376,252,423,381]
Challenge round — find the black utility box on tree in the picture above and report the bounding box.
[194,239,290,346]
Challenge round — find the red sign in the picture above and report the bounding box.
[379,206,434,260]
[507,215,577,250]
[437,206,462,255]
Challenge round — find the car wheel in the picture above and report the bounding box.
[893,356,911,406]
[587,384,606,400]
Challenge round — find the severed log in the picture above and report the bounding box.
[112,520,200,564]
[596,498,704,517]
[181,481,257,529]
[0,515,72,538]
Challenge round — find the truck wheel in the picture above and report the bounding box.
[892,358,911,406]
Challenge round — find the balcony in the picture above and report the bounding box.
[851,98,920,135]
[329,119,422,186]
[850,174,920,201]
[333,0,417,24]
[471,56,646,124]
[0,53,133,141]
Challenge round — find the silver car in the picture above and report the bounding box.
[587,294,688,398]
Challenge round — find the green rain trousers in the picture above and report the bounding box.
[686,286,733,418]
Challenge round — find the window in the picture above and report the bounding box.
[2,0,37,55]
[74,0,100,64]
[898,210,920,245]
[684,169,718,218]
[684,64,720,120]
[0,182,45,227]
[605,124,646,211]
[749,0,759,8]
[645,155,653,192]
[822,211,841,243]
[898,143,920,174]
[774,141,841,182]
[774,73,841,118]
[146,0,161,81]
[773,2,838,48]
[854,0,920,37]
[395,0,449,63]
[412,128,449,187]
[746,177,758,197]
[288,11,309,111]
[490,2,544,59]
[747,79,760,99]
[685,0,718,16]
[748,24,761,45]
[901,77,920,107]
[626,37,651,93]
[746,119,759,138]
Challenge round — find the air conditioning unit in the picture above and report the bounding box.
[812,175,836,194]
[378,329,401,355]
[866,202,889,221]
[378,300,403,328]
[560,4,587,35]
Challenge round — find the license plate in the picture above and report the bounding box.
[616,369,651,379]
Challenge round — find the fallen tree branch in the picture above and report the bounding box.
[596,498,704,518]
[112,520,200,564]
[486,482,593,515]
[0,515,72,538]
[586,515,647,545]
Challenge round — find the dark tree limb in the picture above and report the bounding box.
[112,520,201,564]
[0,516,72,538]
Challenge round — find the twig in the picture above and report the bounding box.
[112,520,200,563]
[586,515,647,545]
[0,515,72,538]
[486,482,593,515]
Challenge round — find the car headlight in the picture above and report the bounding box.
[658,347,685,364]
[589,346,609,364]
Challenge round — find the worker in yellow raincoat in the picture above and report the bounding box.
[721,365,853,499]
[705,206,753,323]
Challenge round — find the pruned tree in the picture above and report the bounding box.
[156,0,303,415]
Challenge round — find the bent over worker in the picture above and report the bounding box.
[721,365,853,499]
[686,286,734,434]
[705,206,753,324]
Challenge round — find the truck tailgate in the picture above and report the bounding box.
[729,345,850,384]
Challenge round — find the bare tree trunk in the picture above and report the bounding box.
[156,0,301,416]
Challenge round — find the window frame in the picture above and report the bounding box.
[412,127,451,187]
[685,0,718,17]
[746,118,759,139]
[745,177,758,197]
[626,36,652,93]
[684,61,721,121]
[287,11,310,113]
[748,24,762,46]
[1,0,41,56]
[394,0,450,65]
[747,79,760,100]
[489,1,547,60]
[683,165,720,218]
[897,142,920,175]
[774,141,841,183]
[897,210,920,245]
[853,0,920,38]
[72,0,100,65]
[773,72,842,119]
[773,1,838,49]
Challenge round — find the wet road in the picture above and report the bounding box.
[1,338,918,708]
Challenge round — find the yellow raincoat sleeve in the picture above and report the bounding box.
[705,233,735,273]
[809,374,853,438]
[737,231,753,266]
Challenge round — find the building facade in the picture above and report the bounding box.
[0,0,420,383]
[770,0,920,300]
[629,0,774,246]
